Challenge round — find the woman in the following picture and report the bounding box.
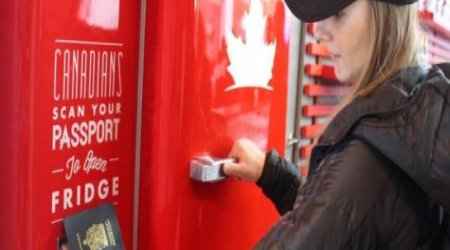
[223,0,450,249]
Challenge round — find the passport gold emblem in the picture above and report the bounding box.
[82,223,110,250]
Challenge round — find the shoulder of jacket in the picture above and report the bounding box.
[310,139,394,194]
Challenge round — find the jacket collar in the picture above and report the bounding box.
[318,65,429,145]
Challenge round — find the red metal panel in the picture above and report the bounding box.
[139,0,290,249]
[0,0,140,248]
[304,84,350,96]
[428,44,450,61]
[423,29,450,51]
[305,64,337,80]
[302,105,336,117]
[300,145,314,159]
[429,55,449,65]
[306,43,331,58]
[300,165,309,177]
[419,10,450,40]
[307,23,316,35]
[301,124,325,138]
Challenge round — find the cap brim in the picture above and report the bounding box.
[284,0,355,22]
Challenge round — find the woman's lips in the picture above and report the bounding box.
[331,54,341,64]
[331,54,341,59]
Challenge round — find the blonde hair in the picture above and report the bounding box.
[344,1,420,102]
[317,1,421,142]
[323,2,421,131]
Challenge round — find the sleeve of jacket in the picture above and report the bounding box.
[256,150,300,215]
[254,139,397,250]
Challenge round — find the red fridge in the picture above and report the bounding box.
[0,0,296,249]
[0,0,141,248]
[138,0,293,249]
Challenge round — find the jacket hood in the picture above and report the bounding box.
[318,63,450,211]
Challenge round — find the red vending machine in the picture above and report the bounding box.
[139,0,292,249]
[0,0,140,249]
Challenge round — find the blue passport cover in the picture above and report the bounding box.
[63,203,124,250]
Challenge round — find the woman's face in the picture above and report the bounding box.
[314,0,371,84]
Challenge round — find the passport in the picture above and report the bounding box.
[63,203,124,250]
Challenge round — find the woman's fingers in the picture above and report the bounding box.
[222,162,241,177]
[224,138,265,182]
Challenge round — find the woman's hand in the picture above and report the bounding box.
[222,138,265,182]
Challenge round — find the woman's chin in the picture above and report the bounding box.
[334,71,346,83]
[334,70,354,84]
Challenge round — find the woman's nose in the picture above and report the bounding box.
[314,22,332,42]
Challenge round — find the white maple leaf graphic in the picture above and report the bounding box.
[225,0,277,91]
[78,0,120,30]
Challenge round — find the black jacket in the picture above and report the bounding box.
[255,63,450,250]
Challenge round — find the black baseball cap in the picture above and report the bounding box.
[285,0,418,22]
